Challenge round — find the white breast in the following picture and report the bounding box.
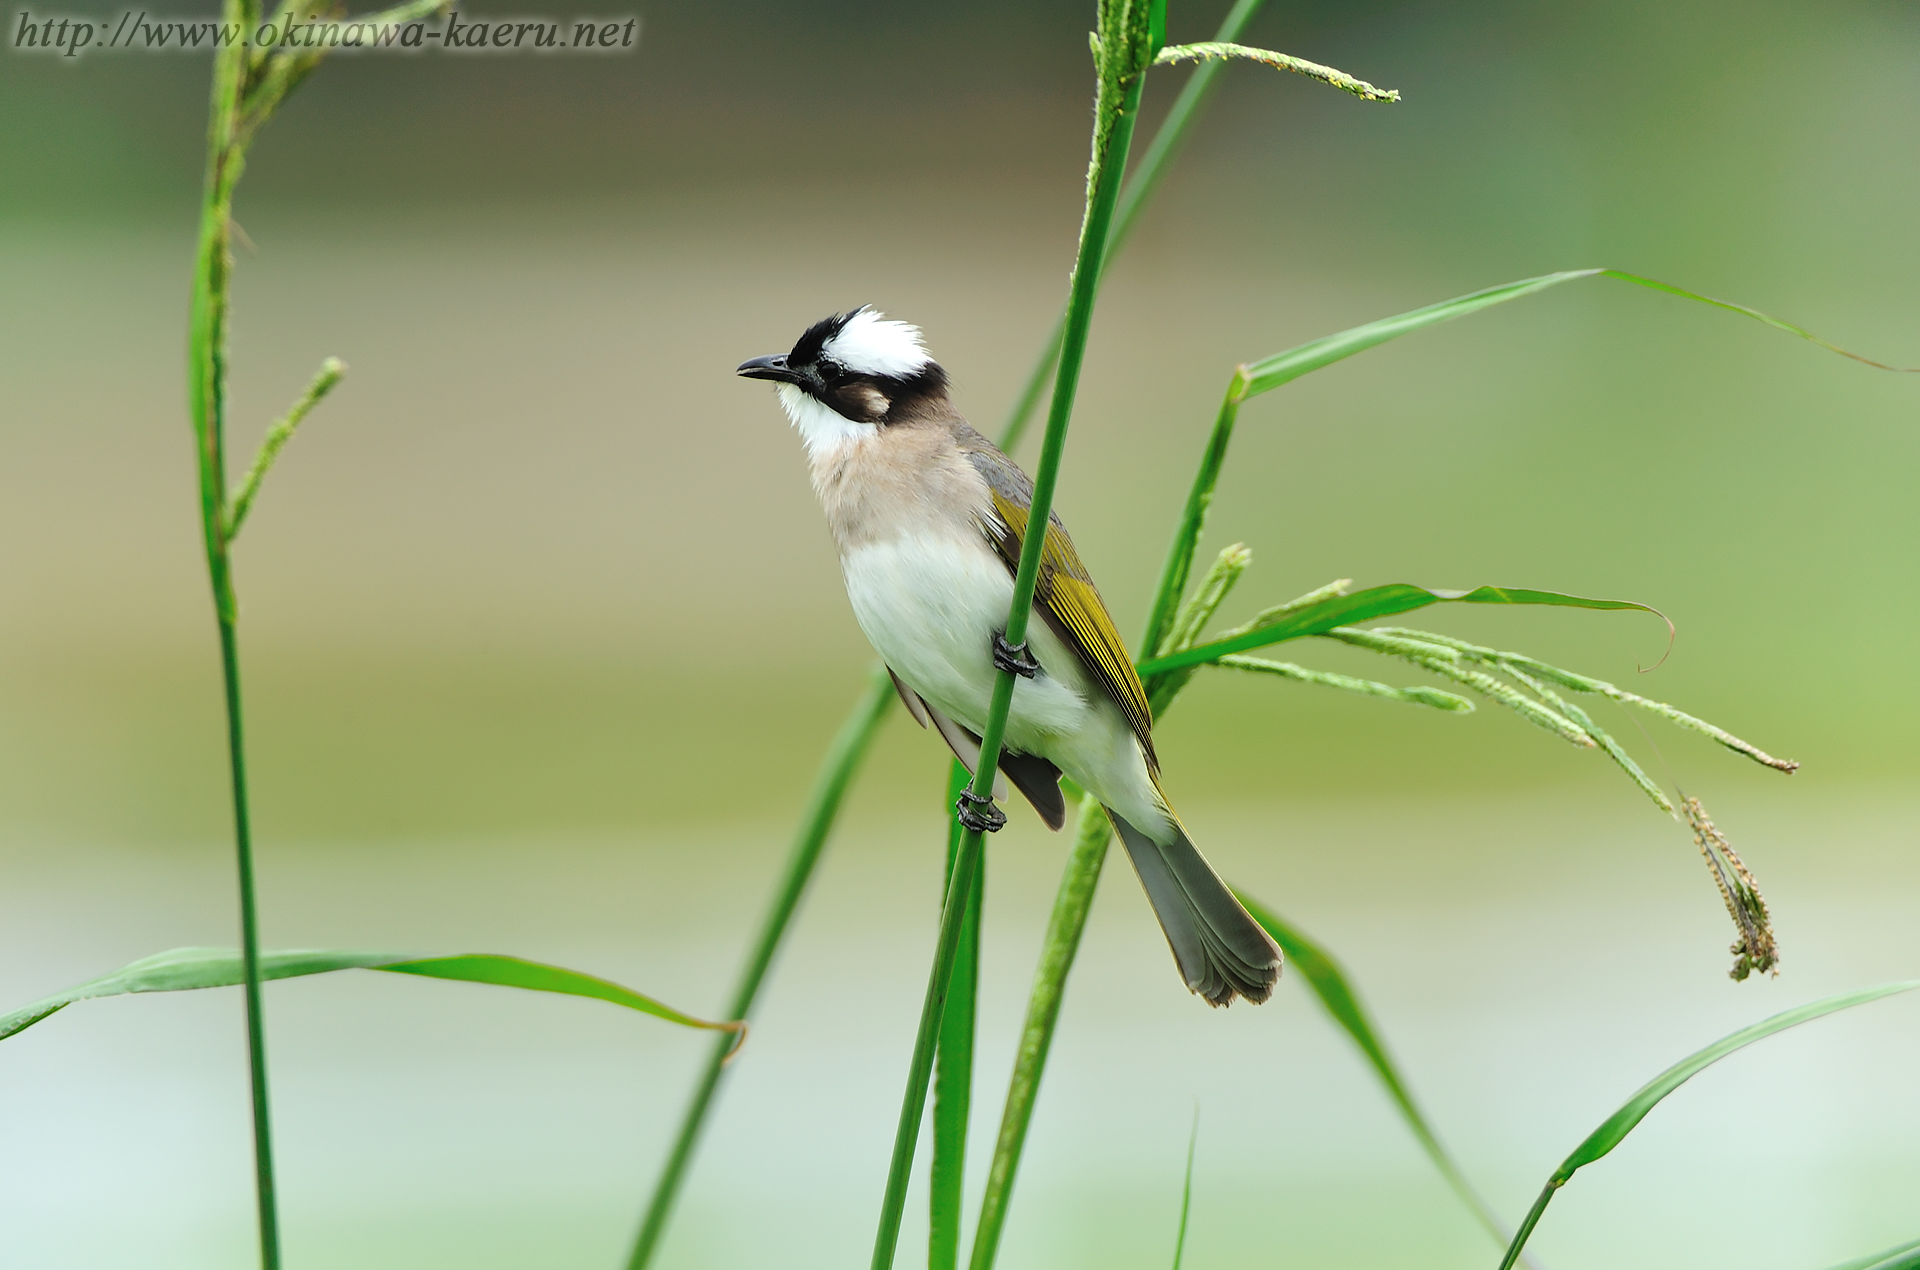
[841,532,1091,742]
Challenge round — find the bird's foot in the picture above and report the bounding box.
[954,788,1006,834]
[992,633,1041,679]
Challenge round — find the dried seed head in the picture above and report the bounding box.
[1683,796,1779,980]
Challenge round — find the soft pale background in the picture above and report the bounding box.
[1,0,1916,1266]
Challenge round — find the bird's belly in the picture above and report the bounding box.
[841,534,1090,743]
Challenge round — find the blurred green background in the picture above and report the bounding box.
[1,1,1916,1267]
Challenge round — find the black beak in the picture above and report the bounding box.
[737,353,806,386]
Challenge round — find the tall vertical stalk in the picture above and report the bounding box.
[967,797,1113,1269]
[998,0,1266,457]
[867,5,1161,1268]
[930,760,982,1270]
[187,0,277,1261]
[182,0,438,1259]
[967,322,1239,1270]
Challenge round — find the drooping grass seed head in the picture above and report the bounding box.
[737,306,952,458]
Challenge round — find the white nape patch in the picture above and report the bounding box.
[822,308,932,378]
[776,382,877,460]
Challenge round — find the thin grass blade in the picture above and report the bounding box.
[1139,582,1665,678]
[1497,981,1920,1270]
[1238,268,1912,404]
[1234,891,1524,1259]
[0,946,743,1044]
[1170,1110,1198,1270]
[628,667,895,1269]
[1825,1237,1920,1270]
[1240,272,1601,399]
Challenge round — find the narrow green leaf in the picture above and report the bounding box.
[1825,1236,1920,1270]
[377,955,744,1044]
[1497,981,1920,1270]
[1237,268,1913,404]
[1138,582,1665,677]
[630,667,896,1270]
[0,946,742,1045]
[1170,1110,1198,1270]
[1239,272,1600,399]
[1234,891,1524,1258]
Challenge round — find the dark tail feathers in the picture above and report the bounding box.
[1108,809,1282,1006]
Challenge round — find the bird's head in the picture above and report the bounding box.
[738,307,950,456]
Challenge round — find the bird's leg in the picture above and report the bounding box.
[955,788,1006,833]
[992,632,1041,679]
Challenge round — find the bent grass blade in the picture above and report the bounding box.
[627,668,894,1270]
[1235,891,1528,1261]
[0,946,744,1049]
[1496,982,1920,1270]
[1823,1237,1920,1270]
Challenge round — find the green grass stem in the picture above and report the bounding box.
[625,669,893,1269]
[188,2,278,1257]
[931,761,983,1270]
[998,0,1268,456]
[969,797,1115,1270]
[874,7,1156,1265]
[182,5,447,1261]
[871,828,988,1270]
[1234,893,1531,1263]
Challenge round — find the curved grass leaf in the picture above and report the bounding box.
[1238,272,1602,400]
[1497,981,1920,1270]
[1235,891,1525,1260]
[1826,1237,1920,1270]
[1138,583,1666,678]
[1141,265,1905,659]
[1237,268,1914,403]
[0,946,743,1048]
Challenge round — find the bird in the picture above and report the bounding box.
[737,307,1281,1006]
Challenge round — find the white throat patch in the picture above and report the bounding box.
[776,382,877,460]
[822,309,931,378]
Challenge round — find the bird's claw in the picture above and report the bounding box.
[992,633,1041,679]
[954,788,1006,834]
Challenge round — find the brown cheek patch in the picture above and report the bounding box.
[838,384,890,421]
